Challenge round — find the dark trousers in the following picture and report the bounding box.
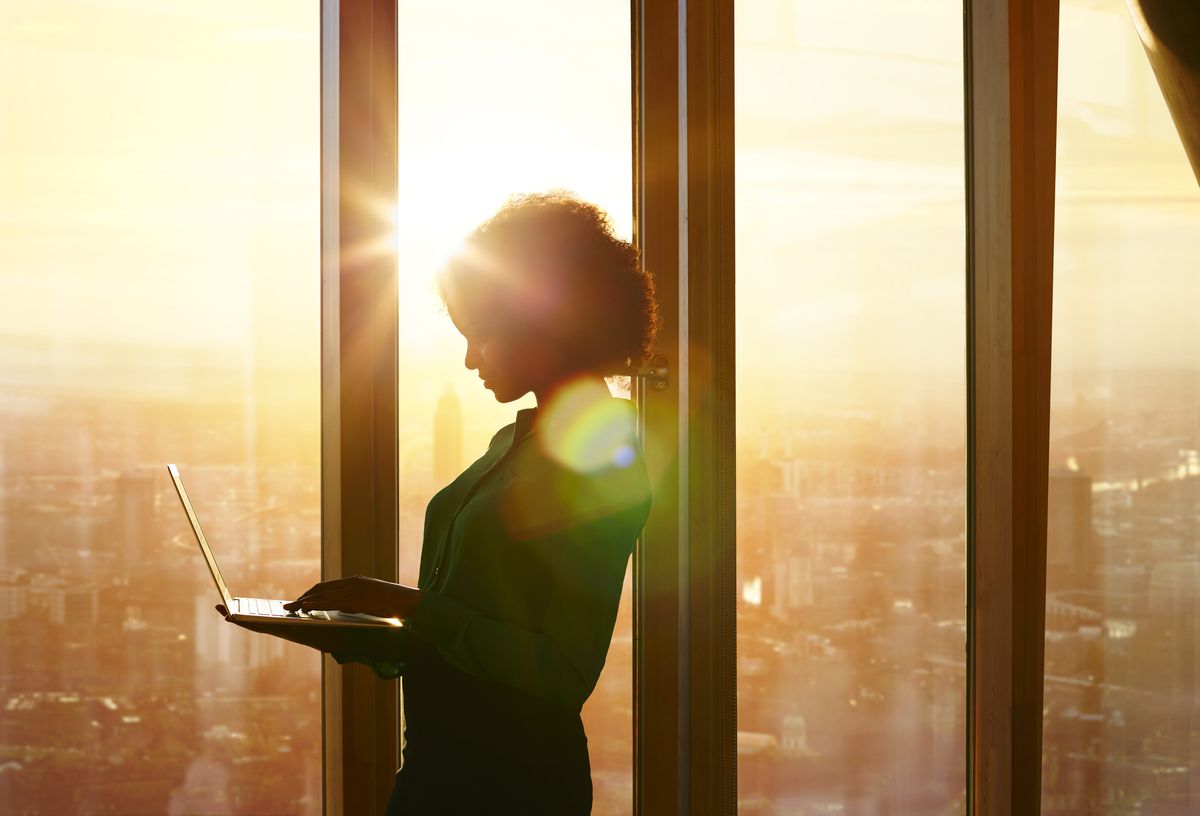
[384,750,592,815]
[391,639,593,814]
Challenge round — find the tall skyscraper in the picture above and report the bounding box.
[1046,468,1094,595]
[0,435,9,569]
[433,385,463,485]
[0,578,27,621]
[192,594,283,685]
[114,468,156,567]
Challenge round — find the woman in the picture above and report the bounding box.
[283,193,658,814]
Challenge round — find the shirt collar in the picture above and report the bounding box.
[513,407,538,442]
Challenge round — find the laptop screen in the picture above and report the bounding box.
[167,464,235,609]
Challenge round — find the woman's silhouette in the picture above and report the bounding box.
[280,193,658,814]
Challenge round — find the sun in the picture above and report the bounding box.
[391,135,629,350]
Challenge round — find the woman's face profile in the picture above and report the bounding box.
[447,287,571,404]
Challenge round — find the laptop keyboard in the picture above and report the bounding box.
[235,597,386,625]
[239,598,295,617]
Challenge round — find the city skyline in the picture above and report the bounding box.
[2,0,1198,813]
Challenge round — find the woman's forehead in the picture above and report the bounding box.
[442,243,565,333]
[446,283,493,318]
[446,283,513,332]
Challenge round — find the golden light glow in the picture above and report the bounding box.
[535,377,637,474]
[0,0,1193,390]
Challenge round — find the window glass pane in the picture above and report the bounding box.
[0,3,321,813]
[394,3,633,811]
[1042,2,1200,812]
[734,1,967,810]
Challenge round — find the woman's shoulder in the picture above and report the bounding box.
[532,398,644,475]
[502,398,651,539]
[488,421,517,450]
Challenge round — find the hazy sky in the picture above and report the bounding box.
[1,0,1196,418]
[0,2,318,358]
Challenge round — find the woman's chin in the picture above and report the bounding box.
[487,386,524,404]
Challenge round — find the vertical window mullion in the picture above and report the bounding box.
[321,1,400,814]
[964,1,1059,813]
[634,0,736,812]
[682,0,737,812]
[634,0,685,811]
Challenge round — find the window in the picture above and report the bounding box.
[0,2,321,812]
[734,0,967,810]
[1042,1,1200,811]
[9,1,1172,811]
[393,2,634,810]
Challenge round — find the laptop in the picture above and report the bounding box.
[167,464,398,630]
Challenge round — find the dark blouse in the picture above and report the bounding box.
[344,395,651,809]
[403,397,652,712]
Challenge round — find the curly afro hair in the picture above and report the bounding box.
[437,192,659,377]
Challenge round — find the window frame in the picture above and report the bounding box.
[633,0,737,813]
[637,1,1064,813]
[964,2,1059,814]
[631,0,684,811]
[320,1,1065,813]
[321,1,400,813]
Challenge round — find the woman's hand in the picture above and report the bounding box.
[284,575,423,620]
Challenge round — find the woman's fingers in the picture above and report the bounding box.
[286,589,358,611]
[285,576,376,609]
[283,575,396,617]
[294,596,358,612]
[292,578,343,600]
[295,578,345,596]
[285,586,317,609]
[285,578,351,609]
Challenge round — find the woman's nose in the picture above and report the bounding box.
[464,342,480,372]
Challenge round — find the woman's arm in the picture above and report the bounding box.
[285,575,424,619]
[211,579,422,678]
[282,576,424,678]
[214,602,413,678]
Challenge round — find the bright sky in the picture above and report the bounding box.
[0,2,319,361]
[0,0,1196,412]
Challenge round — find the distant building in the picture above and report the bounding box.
[767,498,813,621]
[0,436,7,567]
[737,731,779,757]
[770,554,813,622]
[1046,468,1093,594]
[780,709,809,755]
[1148,560,1200,701]
[0,580,28,621]
[114,468,157,566]
[192,594,283,679]
[24,576,98,625]
[432,386,463,484]
[46,585,99,626]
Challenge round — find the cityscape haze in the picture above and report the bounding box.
[1,0,1197,814]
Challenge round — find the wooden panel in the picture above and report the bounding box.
[321,1,400,814]
[634,0,736,812]
[683,0,737,813]
[633,1,734,811]
[633,1,683,813]
[966,1,1058,814]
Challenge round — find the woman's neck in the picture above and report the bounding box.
[532,374,611,427]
